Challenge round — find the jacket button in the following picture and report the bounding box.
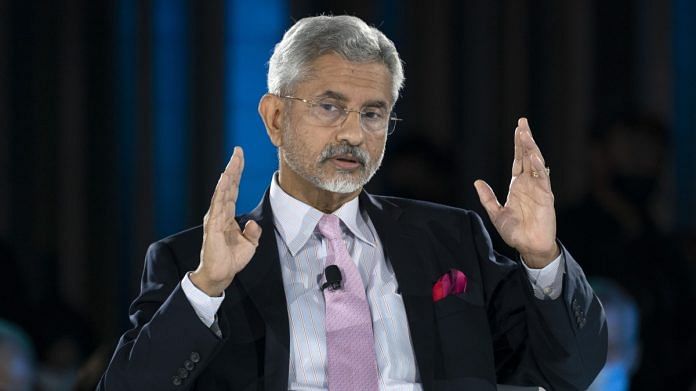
[172,376,182,386]
[184,359,195,371]
[177,367,189,379]
[190,352,200,363]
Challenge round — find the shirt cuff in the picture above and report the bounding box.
[521,252,565,300]
[181,272,225,328]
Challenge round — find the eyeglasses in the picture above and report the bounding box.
[276,95,401,135]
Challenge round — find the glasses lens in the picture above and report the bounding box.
[387,115,400,135]
[309,101,343,126]
[360,109,388,133]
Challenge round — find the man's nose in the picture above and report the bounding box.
[336,111,365,145]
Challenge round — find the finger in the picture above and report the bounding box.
[474,180,502,221]
[222,147,244,222]
[236,146,245,183]
[224,147,245,205]
[224,146,244,188]
[518,117,546,166]
[518,118,533,174]
[217,148,239,221]
[205,173,229,230]
[223,146,240,173]
[512,126,523,176]
[242,220,262,247]
[522,131,545,166]
[530,153,553,191]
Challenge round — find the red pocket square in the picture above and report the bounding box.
[432,269,468,302]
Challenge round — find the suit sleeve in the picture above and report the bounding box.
[97,241,226,390]
[468,212,608,390]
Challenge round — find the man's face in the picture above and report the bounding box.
[278,54,393,195]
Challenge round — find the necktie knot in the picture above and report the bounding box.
[317,214,342,241]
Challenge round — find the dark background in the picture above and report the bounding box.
[1,0,695,389]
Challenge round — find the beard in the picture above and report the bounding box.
[280,122,385,194]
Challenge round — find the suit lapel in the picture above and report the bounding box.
[361,192,436,390]
[236,193,290,391]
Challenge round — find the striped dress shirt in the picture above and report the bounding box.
[268,177,422,390]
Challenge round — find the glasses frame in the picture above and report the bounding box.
[275,94,402,135]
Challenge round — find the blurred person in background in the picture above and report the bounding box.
[559,115,696,389]
[587,278,640,391]
[0,320,36,391]
[73,344,113,391]
[1,239,96,390]
[32,306,95,391]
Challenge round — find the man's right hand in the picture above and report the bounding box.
[190,147,262,297]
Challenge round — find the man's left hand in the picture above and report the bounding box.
[474,117,559,268]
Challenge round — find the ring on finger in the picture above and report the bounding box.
[530,167,550,178]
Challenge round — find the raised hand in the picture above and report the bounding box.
[190,147,262,296]
[474,118,559,268]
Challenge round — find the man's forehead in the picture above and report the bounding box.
[298,55,393,105]
[313,90,389,109]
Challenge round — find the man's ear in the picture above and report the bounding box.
[258,94,284,147]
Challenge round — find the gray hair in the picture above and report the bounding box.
[267,15,405,104]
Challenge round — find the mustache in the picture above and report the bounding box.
[319,143,369,166]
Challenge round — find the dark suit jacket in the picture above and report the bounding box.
[98,191,607,390]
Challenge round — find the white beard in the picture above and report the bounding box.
[315,172,367,194]
[280,123,385,194]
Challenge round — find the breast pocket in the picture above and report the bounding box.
[434,287,484,317]
[434,290,496,381]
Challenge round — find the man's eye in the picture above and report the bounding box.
[318,103,339,112]
[363,109,385,120]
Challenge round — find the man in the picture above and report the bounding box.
[99,15,606,390]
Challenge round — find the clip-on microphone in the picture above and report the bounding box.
[321,265,342,291]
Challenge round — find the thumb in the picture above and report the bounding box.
[242,220,262,247]
[474,180,502,221]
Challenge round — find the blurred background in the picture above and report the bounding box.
[1,0,695,390]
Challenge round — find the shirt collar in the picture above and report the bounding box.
[269,173,376,256]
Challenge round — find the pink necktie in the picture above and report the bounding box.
[317,214,379,391]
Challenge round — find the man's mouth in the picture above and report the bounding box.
[329,154,363,170]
